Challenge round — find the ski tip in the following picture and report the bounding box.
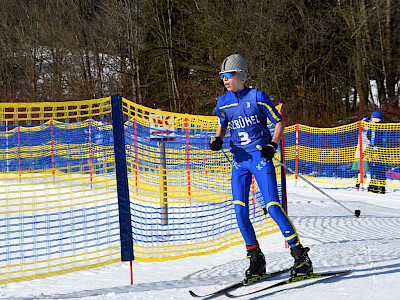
[223,291,237,299]
[188,290,200,298]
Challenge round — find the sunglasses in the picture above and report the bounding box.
[220,72,236,80]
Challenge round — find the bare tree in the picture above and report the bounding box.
[0,0,399,124]
[384,0,396,106]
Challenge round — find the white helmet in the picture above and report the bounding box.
[220,54,247,82]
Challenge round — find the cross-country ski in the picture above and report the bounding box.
[224,270,351,298]
[189,268,290,298]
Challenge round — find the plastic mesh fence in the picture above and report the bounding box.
[0,97,283,283]
[122,98,283,262]
[0,98,120,284]
[5,96,396,283]
[284,121,400,190]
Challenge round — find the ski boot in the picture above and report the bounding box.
[368,185,378,193]
[290,244,313,277]
[245,247,266,281]
[355,180,360,190]
[375,186,386,194]
[375,180,386,194]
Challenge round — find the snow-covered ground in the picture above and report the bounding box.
[1,180,400,300]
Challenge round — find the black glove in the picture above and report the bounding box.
[260,142,278,161]
[209,136,223,151]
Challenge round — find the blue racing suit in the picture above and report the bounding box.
[213,86,300,248]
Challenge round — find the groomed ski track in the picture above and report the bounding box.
[1,180,400,300]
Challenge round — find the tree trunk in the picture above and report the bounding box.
[384,0,396,106]
[166,0,180,112]
[351,0,370,111]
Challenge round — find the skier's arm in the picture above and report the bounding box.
[216,126,227,139]
[271,119,285,145]
[259,119,285,161]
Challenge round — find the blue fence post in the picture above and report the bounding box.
[111,94,134,261]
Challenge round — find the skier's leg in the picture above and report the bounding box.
[231,161,266,277]
[250,151,312,276]
[250,152,299,247]
[231,165,256,246]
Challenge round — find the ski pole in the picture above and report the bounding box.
[255,145,361,218]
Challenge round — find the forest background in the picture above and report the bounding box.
[0,0,399,126]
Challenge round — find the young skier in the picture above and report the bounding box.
[209,54,312,280]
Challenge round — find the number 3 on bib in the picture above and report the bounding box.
[238,132,251,145]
